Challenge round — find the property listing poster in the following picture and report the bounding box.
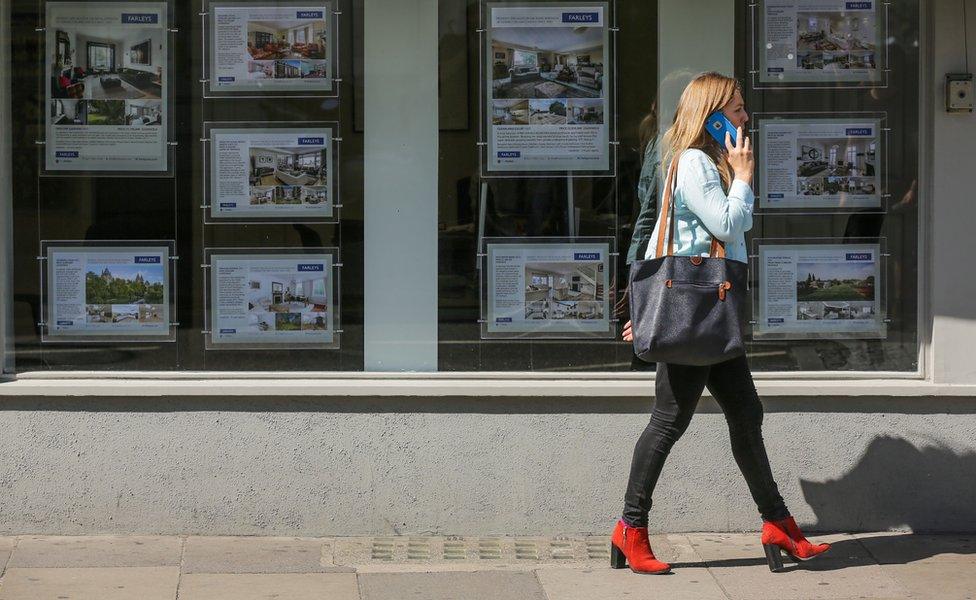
[486,2,610,173]
[759,0,882,84]
[210,253,335,346]
[757,243,884,339]
[486,242,611,336]
[45,2,169,172]
[46,246,170,338]
[759,117,882,209]
[209,3,333,94]
[209,127,333,220]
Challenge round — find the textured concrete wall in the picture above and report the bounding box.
[1,395,974,536]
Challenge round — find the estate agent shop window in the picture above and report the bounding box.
[3,0,921,375]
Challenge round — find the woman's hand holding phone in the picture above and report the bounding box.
[725,126,754,187]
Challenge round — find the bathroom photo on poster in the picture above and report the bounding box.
[759,0,882,85]
[45,2,169,172]
[209,2,333,94]
[485,2,611,173]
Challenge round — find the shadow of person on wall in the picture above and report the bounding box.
[800,435,976,535]
[682,435,976,572]
[789,435,976,570]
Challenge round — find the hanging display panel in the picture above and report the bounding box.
[481,237,615,339]
[756,113,886,211]
[481,1,614,176]
[43,1,172,174]
[204,122,338,223]
[41,241,176,342]
[752,0,887,88]
[205,248,339,349]
[752,239,887,340]
[206,1,338,97]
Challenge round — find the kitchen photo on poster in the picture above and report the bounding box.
[759,117,882,209]
[759,0,882,84]
[46,246,170,338]
[210,253,335,346]
[46,2,168,172]
[209,2,332,94]
[209,127,333,220]
[486,2,610,173]
[757,243,884,339]
[486,242,611,336]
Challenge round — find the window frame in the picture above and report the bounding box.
[0,0,935,385]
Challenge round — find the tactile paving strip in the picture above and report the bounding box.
[336,536,619,565]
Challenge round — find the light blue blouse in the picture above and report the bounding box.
[643,148,754,264]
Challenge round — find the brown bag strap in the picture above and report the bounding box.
[653,153,727,260]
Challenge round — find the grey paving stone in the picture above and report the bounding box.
[179,573,360,600]
[182,536,352,573]
[536,566,728,600]
[708,561,910,600]
[7,536,181,568]
[358,571,547,600]
[854,532,976,564]
[0,567,179,600]
[878,562,976,600]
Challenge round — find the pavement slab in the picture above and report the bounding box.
[6,536,181,568]
[877,562,976,600]
[358,571,547,600]
[536,566,728,600]
[182,536,352,574]
[178,573,361,600]
[854,532,976,564]
[707,561,911,600]
[0,566,179,600]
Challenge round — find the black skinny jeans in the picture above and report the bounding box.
[622,354,790,527]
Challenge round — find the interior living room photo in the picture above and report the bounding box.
[524,262,603,305]
[246,19,327,60]
[249,146,326,187]
[125,99,162,126]
[245,271,329,334]
[50,26,163,100]
[491,26,604,100]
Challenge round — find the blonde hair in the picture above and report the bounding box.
[661,72,741,189]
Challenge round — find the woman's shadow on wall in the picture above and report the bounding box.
[784,435,976,569]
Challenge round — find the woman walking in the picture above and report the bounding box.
[612,72,831,575]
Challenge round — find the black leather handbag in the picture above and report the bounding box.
[628,157,749,366]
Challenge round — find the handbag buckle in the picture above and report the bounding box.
[718,281,731,301]
[690,256,703,266]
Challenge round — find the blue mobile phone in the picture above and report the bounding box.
[705,111,737,148]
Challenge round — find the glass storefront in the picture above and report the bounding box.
[1,0,922,375]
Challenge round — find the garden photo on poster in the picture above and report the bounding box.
[46,246,170,338]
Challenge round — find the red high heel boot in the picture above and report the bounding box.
[761,516,831,572]
[610,520,671,574]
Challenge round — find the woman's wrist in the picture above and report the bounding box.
[734,172,753,186]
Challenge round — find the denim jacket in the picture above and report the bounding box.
[642,148,753,264]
